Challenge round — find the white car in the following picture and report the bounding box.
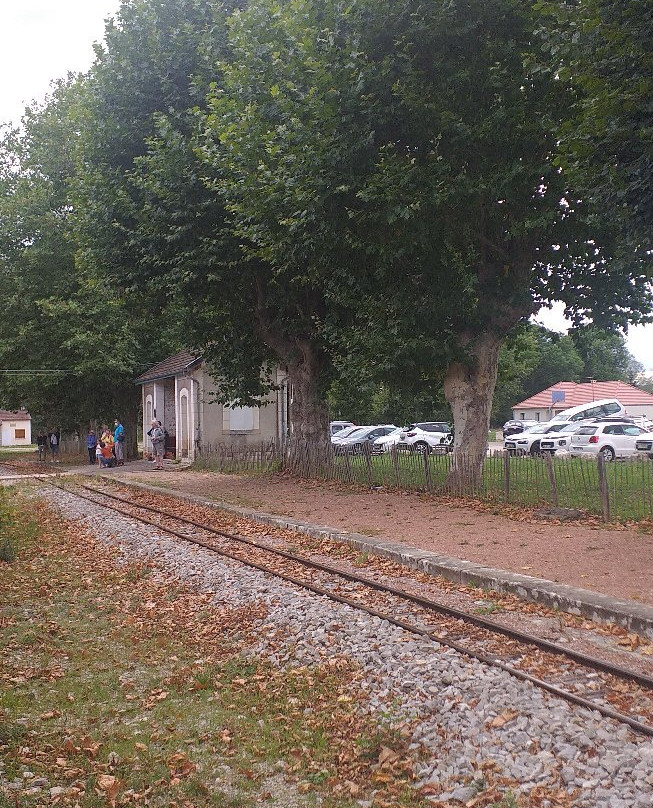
[504,423,569,455]
[538,423,584,454]
[547,398,625,425]
[371,426,404,454]
[635,435,653,459]
[396,422,452,454]
[569,422,648,461]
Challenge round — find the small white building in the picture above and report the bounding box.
[134,351,289,462]
[512,381,653,422]
[0,409,32,447]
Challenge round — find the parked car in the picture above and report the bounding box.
[502,419,539,437]
[330,420,355,436]
[371,426,405,454]
[569,421,648,461]
[504,423,570,455]
[548,398,626,424]
[330,425,360,444]
[396,422,452,454]
[635,435,653,459]
[333,425,398,454]
[538,423,584,454]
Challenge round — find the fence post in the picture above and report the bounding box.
[503,451,510,502]
[391,446,401,488]
[543,452,558,507]
[597,454,610,522]
[422,449,433,491]
[363,443,374,486]
[344,451,352,483]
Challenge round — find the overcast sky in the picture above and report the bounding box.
[2,1,651,370]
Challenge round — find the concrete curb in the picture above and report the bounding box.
[105,475,653,640]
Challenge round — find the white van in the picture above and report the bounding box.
[549,398,625,424]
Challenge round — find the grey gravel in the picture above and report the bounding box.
[34,489,653,806]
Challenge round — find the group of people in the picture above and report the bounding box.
[36,430,60,461]
[86,420,125,468]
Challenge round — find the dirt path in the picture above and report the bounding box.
[121,469,653,606]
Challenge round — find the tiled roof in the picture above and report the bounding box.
[0,408,31,420]
[514,381,653,410]
[134,351,201,384]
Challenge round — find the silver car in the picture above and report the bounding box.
[333,425,398,454]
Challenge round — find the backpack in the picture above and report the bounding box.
[152,426,164,441]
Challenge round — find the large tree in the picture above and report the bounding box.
[75,0,342,439]
[200,0,652,481]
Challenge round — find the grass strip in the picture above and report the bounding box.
[1,490,427,808]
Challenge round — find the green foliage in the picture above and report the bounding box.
[536,0,653,243]
[571,326,644,383]
[0,84,149,431]
[492,323,641,424]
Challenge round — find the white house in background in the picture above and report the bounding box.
[512,381,653,422]
[134,351,289,462]
[0,408,32,447]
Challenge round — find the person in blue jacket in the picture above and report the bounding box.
[113,419,125,466]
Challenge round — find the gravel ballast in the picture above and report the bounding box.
[44,488,653,806]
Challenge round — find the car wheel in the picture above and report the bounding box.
[600,446,615,461]
[413,441,430,455]
[529,441,541,456]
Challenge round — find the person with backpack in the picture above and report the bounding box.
[149,419,165,469]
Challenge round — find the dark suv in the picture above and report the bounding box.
[502,419,538,437]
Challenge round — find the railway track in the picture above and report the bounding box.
[50,479,653,737]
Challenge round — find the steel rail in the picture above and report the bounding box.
[52,481,653,737]
[79,481,653,691]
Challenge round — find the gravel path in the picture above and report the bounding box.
[44,488,653,806]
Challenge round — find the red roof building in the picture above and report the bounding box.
[512,381,653,421]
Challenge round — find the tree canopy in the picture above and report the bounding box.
[1,0,651,473]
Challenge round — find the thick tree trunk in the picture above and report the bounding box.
[252,282,330,442]
[444,332,502,491]
[286,343,329,441]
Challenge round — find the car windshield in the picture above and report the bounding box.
[343,428,368,439]
[519,425,544,434]
[559,423,581,433]
[624,426,642,436]
[381,427,403,437]
[335,426,358,439]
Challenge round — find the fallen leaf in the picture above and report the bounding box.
[489,709,519,728]
[378,746,399,765]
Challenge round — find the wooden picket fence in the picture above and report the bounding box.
[194,439,653,523]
